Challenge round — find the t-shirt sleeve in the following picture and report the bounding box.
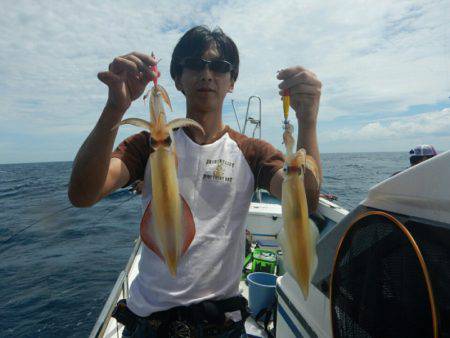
[111,131,150,187]
[241,138,285,191]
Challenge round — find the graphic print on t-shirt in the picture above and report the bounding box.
[203,158,235,183]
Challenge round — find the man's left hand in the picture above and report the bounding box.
[277,66,321,126]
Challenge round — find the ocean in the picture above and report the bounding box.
[0,152,408,337]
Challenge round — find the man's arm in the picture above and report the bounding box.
[269,66,322,212]
[68,108,130,207]
[68,52,157,207]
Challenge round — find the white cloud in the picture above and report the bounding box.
[322,108,450,142]
[0,0,449,162]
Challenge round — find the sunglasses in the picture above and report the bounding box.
[179,57,234,73]
[410,155,433,165]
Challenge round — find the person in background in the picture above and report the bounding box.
[409,144,437,166]
[391,144,437,177]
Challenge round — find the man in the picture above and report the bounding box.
[409,144,437,166]
[69,26,322,337]
[392,144,438,177]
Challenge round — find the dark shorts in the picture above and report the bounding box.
[121,316,247,338]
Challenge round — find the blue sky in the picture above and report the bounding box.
[0,0,449,164]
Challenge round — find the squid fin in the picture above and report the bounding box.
[278,218,320,300]
[180,195,195,254]
[139,195,195,270]
[301,219,319,299]
[139,201,164,261]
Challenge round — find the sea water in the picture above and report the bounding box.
[0,152,408,337]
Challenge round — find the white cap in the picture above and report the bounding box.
[409,145,437,158]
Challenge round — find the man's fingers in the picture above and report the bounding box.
[127,54,155,82]
[279,71,321,90]
[277,66,307,80]
[126,55,151,82]
[278,85,321,99]
[98,71,121,86]
[110,54,159,84]
[109,56,140,75]
[128,51,157,67]
[278,83,321,96]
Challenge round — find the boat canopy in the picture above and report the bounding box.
[363,150,450,224]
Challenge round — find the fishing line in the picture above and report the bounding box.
[92,192,138,224]
[0,188,138,252]
[0,204,74,245]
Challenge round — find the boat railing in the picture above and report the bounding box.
[231,95,262,138]
[89,238,142,338]
[232,96,263,203]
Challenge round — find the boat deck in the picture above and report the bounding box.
[99,243,271,338]
[90,197,347,338]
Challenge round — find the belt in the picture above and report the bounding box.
[112,296,249,337]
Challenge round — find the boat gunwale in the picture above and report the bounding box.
[88,238,142,338]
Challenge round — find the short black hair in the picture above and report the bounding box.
[170,26,239,81]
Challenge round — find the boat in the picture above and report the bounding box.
[89,191,347,338]
[90,95,450,337]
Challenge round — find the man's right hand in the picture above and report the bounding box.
[97,52,159,114]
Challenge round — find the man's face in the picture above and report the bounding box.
[410,155,433,166]
[175,45,235,112]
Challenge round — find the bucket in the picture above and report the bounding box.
[247,272,277,317]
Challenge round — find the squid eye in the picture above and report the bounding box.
[164,136,172,146]
[283,165,288,172]
[150,137,158,147]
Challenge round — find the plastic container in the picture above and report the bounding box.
[251,249,277,274]
[247,272,277,317]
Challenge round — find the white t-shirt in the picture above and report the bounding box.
[112,126,283,316]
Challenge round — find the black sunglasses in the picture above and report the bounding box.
[179,57,234,73]
[410,155,433,165]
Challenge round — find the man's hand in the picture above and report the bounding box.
[97,52,159,114]
[277,67,321,126]
[69,52,158,207]
[271,66,322,212]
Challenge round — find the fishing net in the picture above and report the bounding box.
[330,211,449,338]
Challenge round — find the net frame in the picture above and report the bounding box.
[329,211,438,338]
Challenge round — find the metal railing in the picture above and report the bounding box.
[231,95,262,138]
[231,96,263,203]
[89,238,142,338]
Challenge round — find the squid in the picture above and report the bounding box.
[278,90,321,300]
[115,53,204,276]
